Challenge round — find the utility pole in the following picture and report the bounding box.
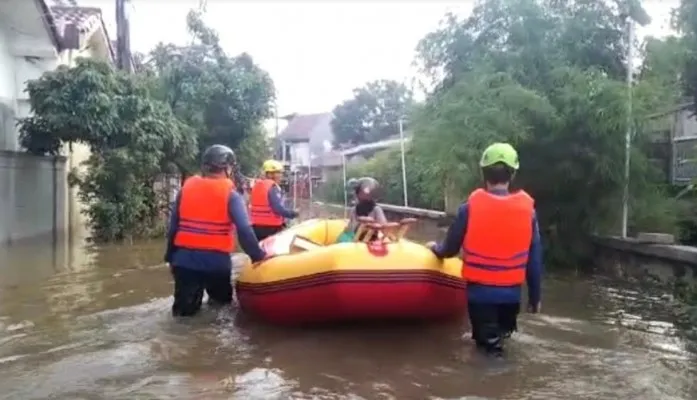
[620,17,634,238]
[115,0,132,72]
[399,119,408,207]
[274,99,279,137]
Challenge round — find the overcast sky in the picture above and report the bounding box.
[84,0,679,115]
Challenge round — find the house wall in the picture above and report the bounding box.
[672,108,697,184]
[0,27,15,151]
[0,5,108,243]
[307,113,334,157]
[674,108,697,139]
[289,141,311,168]
[57,48,96,237]
[0,18,70,243]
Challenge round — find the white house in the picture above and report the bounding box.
[0,0,115,243]
[276,112,334,173]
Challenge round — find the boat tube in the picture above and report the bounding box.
[235,217,466,325]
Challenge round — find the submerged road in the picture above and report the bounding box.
[0,213,695,399]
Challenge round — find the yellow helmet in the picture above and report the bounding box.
[262,159,283,173]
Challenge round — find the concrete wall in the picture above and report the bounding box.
[0,4,105,241]
[6,38,108,238]
[0,22,73,243]
[0,5,59,151]
[54,49,100,235]
[0,151,67,243]
[289,142,311,168]
[593,236,697,287]
[308,113,334,157]
[0,25,17,151]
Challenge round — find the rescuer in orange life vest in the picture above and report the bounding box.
[427,142,543,357]
[164,145,267,317]
[249,160,299,241]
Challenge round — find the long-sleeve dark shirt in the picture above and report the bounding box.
[268,185,298,219]
[164,190,267,271]
[431,189,543,305]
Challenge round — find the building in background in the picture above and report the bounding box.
[644,102,697,185]
[277,112,334,170]
[274,112,334,200]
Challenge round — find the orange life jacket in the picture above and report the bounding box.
[249,178,284,227]
[173,175,236,253]
[461,188,534,286]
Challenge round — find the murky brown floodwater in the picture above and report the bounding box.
[0,219,696,399]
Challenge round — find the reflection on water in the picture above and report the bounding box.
[0,228,695,399]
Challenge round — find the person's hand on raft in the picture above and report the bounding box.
[251,252,274,266]
[425,241,437,252]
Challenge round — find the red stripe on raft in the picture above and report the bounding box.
[235,269,467,325]
[236,269,465,293]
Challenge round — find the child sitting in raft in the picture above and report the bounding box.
[336,177,387,243]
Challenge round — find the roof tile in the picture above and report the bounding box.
[43,1,113,60]
[50,6,102,36]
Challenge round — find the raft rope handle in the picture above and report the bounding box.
[354,216,374,242]
[396,218,417,239]
[361,223,382,243]
[381,222,401,241]
[353,217,416,243]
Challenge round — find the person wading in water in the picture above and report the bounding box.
[427,143,543,357]
[165,145,267,317]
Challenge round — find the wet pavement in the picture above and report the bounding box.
[0,221,696,399]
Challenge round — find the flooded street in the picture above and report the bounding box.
[0,225,696,399]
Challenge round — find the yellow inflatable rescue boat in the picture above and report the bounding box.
[235,218,466,325]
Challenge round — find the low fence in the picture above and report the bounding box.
[295,200,451,242]
[307,201,449,221]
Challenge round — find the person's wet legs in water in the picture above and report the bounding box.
[427,143,543,356]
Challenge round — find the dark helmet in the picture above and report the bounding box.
[354,177,380,199]
[202,144,236,172]
[346,178,359,192]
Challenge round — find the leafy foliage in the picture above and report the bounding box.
[635,35,688,115]
[18,11,275,241]
[331,79,414,146]
[19,58,193,241]
[143,11,275,176]
[675,0,697,111]
[332,0,682,267]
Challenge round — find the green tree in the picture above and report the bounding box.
[375,0,678,265]
[675,0,697,110]
[636,35,688,113]
[145,11,275,176]
[18,58,194,242]
[331,79,414,146]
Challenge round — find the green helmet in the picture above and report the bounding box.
[479,142,519,170]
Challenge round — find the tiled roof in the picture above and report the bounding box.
[47,0,78,4]
[43,0,114,60]
[35,0,62,50]
[51,6,102,35]
[278,112,332,142]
